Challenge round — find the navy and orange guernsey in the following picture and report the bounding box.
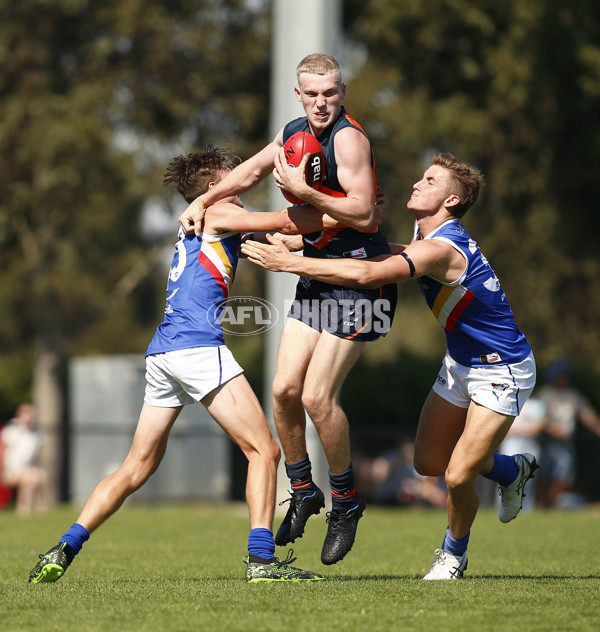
[416,219,531,368]
[283,107,391,260]
[146,227,241,354]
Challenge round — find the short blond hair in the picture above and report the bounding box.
[431,152,483,218]
[296,53,341,79]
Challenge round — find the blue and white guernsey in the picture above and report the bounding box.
[416,219,531,367]
[146,228,241,355]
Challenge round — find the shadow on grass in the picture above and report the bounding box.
[327,574,419,581]
[243,574,600,582]
[466,574,600,580]
[329,574,600,581]
[100,573,600,584]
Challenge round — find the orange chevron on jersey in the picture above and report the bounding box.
[342,113,378,203]
[303,226,345,250]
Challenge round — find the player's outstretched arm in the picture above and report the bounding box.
[241,235,403,288]
[242,236,461,288]
[205,203,342,236]
[178,134,284,235]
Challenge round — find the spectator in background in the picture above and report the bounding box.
[537,359,600,508]
[499,396,546,511]
[0,403,48,516]
[364,441,447,508]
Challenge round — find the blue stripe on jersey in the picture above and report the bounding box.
[218,346,222,385]
[507,363,523,414]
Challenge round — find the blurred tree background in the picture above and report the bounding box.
[339,0,600,437]
[1,0,599,475]
[0,0,271,419]
[339,0,600,432]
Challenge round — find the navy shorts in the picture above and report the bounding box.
[288,276,397,342]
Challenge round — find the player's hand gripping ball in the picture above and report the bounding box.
[281,132,326,204]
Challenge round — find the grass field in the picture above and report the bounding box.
[1,503,599,631]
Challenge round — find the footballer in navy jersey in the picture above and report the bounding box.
[282,108,397,344]
[283,108,391,261]
[176,54,395,566]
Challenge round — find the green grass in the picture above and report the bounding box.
[1,503,599,631]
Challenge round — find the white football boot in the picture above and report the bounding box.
[423,549,468,580]
[498,453,539,523]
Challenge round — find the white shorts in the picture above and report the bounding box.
[431,351,536,416]
[144,346,244,407]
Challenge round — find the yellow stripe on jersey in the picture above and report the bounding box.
[200,239,235,293]
[432,284,470,328]
[209,239,235,282]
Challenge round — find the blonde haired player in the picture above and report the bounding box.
[242,152,538,580]
[177,53,397,566]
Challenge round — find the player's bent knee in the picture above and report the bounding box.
[239,437,280,465]
[122,467,152,492]
[414,455,444,478]
[444,467,475,493]
[264,438,281,465]
[301,390,335,421]
[120,454,162,491]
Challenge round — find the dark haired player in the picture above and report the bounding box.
[178,54,397,566]
[28,147,346,584]
[242,152,538,580]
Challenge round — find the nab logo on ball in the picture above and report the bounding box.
[308,153,323,186]
[282,132,326,205]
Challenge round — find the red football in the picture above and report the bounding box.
[281,132,326,204]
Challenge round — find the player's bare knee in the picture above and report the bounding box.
[121,454,160,490]
[272,375,302,407]
[265,437,281,465]
[120,467,149,492]
[414,456,439,477]
[444,466,475,494]
[301,389,334,422]
[240,437,280,466]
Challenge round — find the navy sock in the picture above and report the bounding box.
[442,527,470,557]
[285,455,316,497]
[59,523,90,559]
[247,528,275,561]
[329,465,357,512]
[482,453,519,487]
